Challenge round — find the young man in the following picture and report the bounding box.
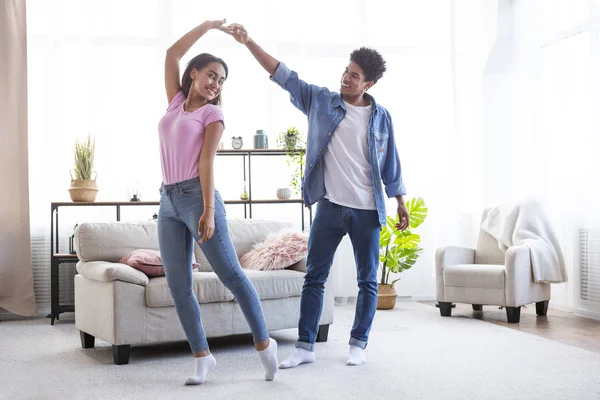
[223,24,409,367]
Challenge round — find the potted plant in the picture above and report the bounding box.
[69,134,98,202]
[276,127,305,195]
[377,197,428,310]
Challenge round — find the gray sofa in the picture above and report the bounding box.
[73,218,334,364]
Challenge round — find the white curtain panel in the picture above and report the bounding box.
[0,0,37,317]
[480,0,600,312]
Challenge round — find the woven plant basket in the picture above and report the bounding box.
[69,178,98,202]
[377,283,397,310]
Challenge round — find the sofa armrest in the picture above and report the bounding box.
[435,246,475,301]
[76,261,149,286]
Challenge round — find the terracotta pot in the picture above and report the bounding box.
[69,177,98,202]
[377,283,397,310]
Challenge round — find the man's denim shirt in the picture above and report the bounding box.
[271,62,406,226]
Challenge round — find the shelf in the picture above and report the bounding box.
[224,199,303,204]
[217,148,305,156]
[52,201,160,207]
[52,253,78,260]
[52,200,302,206]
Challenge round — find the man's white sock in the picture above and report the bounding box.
[184,353,217,385]
[257,338,278,381]
[278,348,315,369]
[346,345,366,366]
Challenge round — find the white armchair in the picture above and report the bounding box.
[435,209,551,323]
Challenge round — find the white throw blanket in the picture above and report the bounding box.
[481,201,567,283]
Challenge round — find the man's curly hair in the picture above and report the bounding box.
[350,47,387,84]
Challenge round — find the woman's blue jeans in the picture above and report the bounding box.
[157,177,269,353]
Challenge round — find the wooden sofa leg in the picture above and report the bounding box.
[316,324,330,342]
[506,306,521,323]
[472,304,483,311]
[438,302,453,317]
[113,345,131,365]
[536,300,549,316]
[80,331,95,349]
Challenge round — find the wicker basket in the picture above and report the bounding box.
[69,178,98,202]
[377,283,397,310]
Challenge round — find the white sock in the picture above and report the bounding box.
[184,353,217,385]
[257,338,278,381]
[346,345,366,366]
[278,347,315,369]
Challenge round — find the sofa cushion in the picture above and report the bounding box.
[145,273,234,307]
[119,249,200,277]
[144,269,305,308]
[75,221,159,262]
[194,218,293,272]
[239,270,305,301]
[240,230,308,271]
[443,264,506,289]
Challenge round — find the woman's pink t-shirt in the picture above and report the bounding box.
[158,91,224,185]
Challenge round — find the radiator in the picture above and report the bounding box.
[580,229,600,303]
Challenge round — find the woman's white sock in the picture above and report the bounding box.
[257,338,278,381]
[184,353,217,385]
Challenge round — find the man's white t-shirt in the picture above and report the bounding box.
[323,100,376,210]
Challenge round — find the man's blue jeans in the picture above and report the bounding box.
[296,198,381,351]
[157,177,269,353]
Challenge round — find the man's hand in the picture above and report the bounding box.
[222,23,249,44]
[395,203,410,231]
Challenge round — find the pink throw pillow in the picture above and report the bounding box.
[240,230,308,271]
[119,249,199,277]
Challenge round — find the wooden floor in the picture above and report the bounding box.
[421,301,600,354]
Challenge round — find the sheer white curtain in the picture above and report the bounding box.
[26,0,493,306]
[481,0,600,315]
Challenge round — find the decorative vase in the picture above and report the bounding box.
[69,171,98,202]
[276,188,292,200]
[377,283,397,310]
[254,129,269,149]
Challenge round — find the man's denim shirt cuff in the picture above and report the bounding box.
[270,62,291,87]
[385,181,407,198]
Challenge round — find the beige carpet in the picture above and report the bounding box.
[1,302,600,400]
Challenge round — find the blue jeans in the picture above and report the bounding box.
[157,177,269,353]
[296,198,381,351]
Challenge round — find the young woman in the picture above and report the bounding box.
[157,19,278,385]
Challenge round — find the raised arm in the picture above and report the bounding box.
[164,19,226,103]
[223,23,279,76]
[222,23,321,116]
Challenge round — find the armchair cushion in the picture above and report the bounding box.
[443,264,506,289]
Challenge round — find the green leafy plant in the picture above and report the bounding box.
[73,134,96,180]
[379,197,428,285]
[276,127,306,195]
